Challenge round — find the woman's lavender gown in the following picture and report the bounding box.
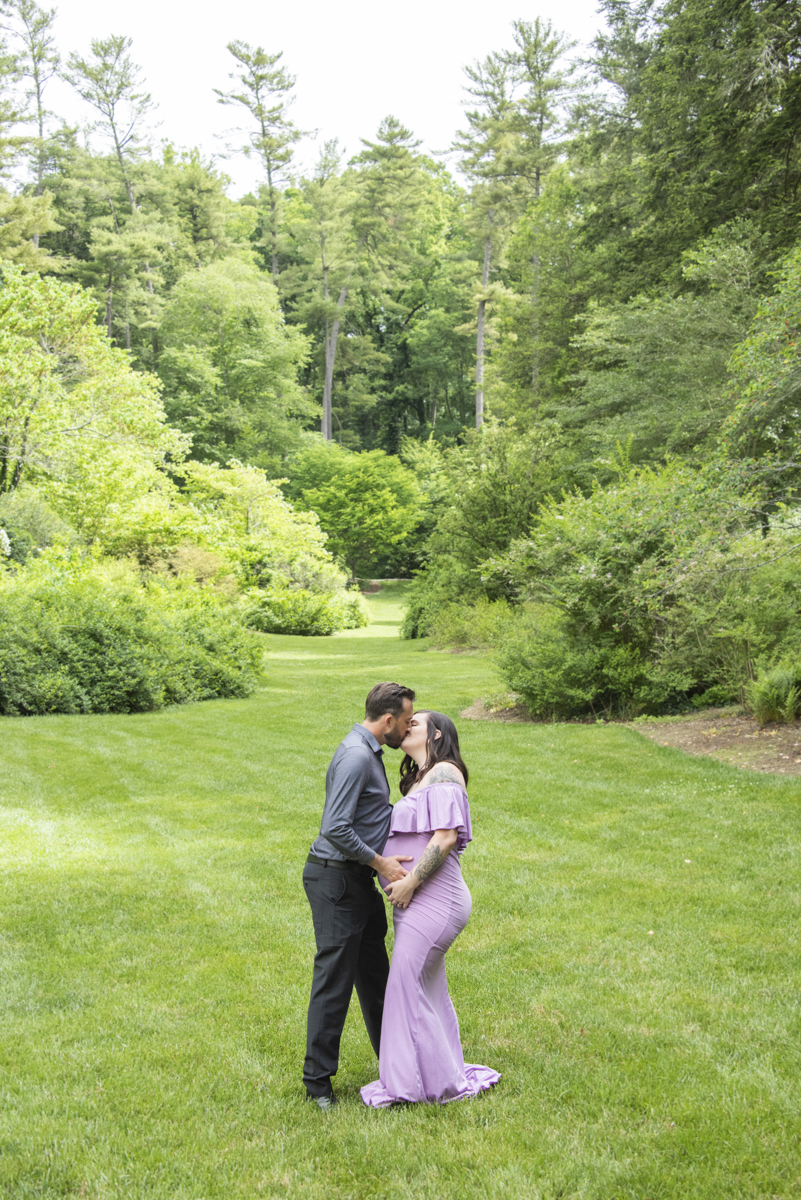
[360,783,500,1107]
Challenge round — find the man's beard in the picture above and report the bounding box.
[384,726,406,750]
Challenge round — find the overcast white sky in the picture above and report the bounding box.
[43,0,605,197]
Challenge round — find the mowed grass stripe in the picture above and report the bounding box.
[1,593,799,1198]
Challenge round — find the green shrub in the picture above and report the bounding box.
[495,604,685,720]
[689,685,737,710]
[428,598,511,651]
[666,525,801,703]
[0,554,263,716]
[331,590,370,630]
[400,588,432,640]
[487,461,801,719]
[283,441,426,579]
[746,666,801,725]
[400,559,484,640]
[244,586,368,636]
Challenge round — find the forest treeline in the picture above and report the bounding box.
[0,0,799,721]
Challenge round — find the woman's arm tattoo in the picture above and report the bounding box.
[412,843,444,883]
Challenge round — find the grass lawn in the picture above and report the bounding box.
[1,588,799,1199]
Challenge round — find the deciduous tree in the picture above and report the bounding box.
[0,262,185,498]
[158,258,312,471]
[284,440,425,577]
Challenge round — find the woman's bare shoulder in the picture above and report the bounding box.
[414,762,466,790]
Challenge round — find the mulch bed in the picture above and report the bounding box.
[633,709,801,778]
[460,700,801,778]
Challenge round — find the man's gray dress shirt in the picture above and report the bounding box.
[310,724,391,865]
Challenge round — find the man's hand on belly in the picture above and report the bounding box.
[370,853,412,882]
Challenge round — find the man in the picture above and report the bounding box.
[302,681,416,1110]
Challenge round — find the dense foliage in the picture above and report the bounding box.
[0,554,263,715]
[484,464,801,718]
[158,259,312,472]
[282,441,426,577]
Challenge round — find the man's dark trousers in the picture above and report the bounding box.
[302,857,389,1098]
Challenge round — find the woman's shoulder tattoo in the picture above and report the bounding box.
[425,762,465,786]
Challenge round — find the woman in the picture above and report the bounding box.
[360,711,500,1107]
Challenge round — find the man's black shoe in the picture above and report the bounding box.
[311,1094,338,1112]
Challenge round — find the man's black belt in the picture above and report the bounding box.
[307,852,376,877]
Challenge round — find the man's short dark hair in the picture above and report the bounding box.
[365,681,416,721]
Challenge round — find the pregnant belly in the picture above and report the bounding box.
[377,830,442,889]
[380,828,468,893]
[381,830,472,941]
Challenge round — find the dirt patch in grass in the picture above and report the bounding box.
[633,709,801,777]
[460,698,533,723]
[461,698,801,777]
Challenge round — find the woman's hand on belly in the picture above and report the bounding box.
[384,871,417,909]
[384,828,458,908]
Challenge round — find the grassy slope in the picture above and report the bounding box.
[1,589,799,1199]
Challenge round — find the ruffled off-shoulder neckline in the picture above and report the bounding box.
[390,781,472,853]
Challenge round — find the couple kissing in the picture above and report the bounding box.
[302,680,500,1109]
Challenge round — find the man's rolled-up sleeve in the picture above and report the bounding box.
[320,750,377,865]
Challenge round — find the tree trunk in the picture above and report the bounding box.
[531,148,543,415]
[531,242,540,415]
[11,415,31,490]
[476,296,486,429]
[322,286,347,440]
[113,127,153,327]
[444,381,453,421]
[262,145,280,282]
[33,104,44,248]
[270,185,279,281]
[29,61,49,246]
[322,318,331,440]
[106,276,113,337]
[476,217,493,429]
[113,130,136,214]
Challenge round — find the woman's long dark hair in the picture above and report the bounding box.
[399,710,469,796]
